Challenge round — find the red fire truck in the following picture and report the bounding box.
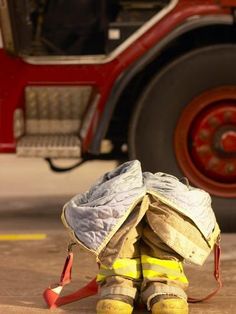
[0,0,236,230]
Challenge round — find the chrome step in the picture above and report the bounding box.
[14,85,93,158]
[16,135,81,158]
[24,85,92,135]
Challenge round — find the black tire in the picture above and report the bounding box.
[128,44,236,232]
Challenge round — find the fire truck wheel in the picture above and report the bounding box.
[129,44,236,231]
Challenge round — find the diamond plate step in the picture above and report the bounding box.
[16,135,81,158]
[24,86,92,135]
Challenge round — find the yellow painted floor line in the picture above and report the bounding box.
[0,234,47,241]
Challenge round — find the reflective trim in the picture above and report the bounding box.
[97,258,141,282]
[142,255,183,270]
[142,269,188,284]
[142,264,188,283]
[111,258,141,268]
[141,255,188,284]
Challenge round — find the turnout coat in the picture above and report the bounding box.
[61,160,220,267]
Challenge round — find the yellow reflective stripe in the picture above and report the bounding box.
[141,255,188,284]
[96,274,105,282]
[96,273,105,282]
[142,269,188,284]
[96,258,141,282]
[142,263,186,278]
[141,255,182,271]
[112,258,141,269]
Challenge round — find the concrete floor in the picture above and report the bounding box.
[0,155,235,314]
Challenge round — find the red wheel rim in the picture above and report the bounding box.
[174,86,236,197]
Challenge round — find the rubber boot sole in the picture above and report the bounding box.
[152,299,188,314]
[96,299,133,314]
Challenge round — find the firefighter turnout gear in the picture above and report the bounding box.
[95,200,190,313]
[61,160,220,313]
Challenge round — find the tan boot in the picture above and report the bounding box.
[151,298,188,314]
[96,299,133,314]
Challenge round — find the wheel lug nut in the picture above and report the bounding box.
[224,111,233,122]
[207,157,220,169]
[208,117,220,128]
[197,145,211,155]
[199,129,210,140]
[225,163,235,174]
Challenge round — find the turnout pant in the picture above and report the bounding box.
[96,195,189,310]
